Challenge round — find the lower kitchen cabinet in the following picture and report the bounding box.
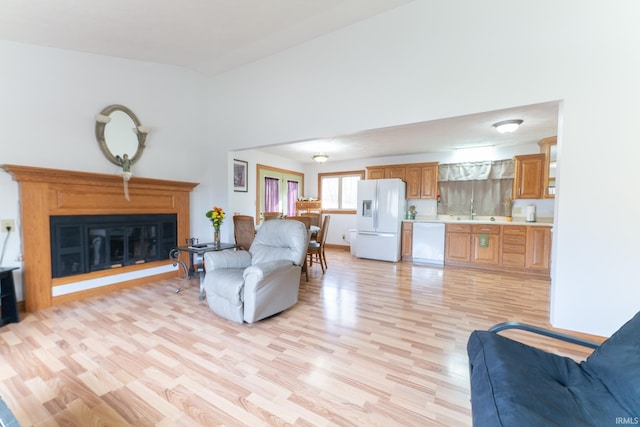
[443,223,551,276]
[471,225,500,265]
[445,224,471,262]
[526,226,551,270]
[501,225,527,267]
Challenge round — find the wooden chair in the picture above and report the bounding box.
[263,212,282,222]
[307,215,330,273]
[233,215,256,250]
[284,216,311,229]
[300,213,320,228]
[301,212,321,240]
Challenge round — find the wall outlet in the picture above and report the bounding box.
[513,207,522,215]
[1,219,15,232]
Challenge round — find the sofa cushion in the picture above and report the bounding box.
[582,311,640,413]
[467,331,631,427]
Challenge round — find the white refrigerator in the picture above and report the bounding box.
[355,178,406,262]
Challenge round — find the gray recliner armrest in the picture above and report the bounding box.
[204,250,251,271]
[243,260,293,283]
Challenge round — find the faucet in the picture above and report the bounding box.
[470,198,476,220]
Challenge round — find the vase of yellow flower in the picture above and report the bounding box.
[206,206,225,247]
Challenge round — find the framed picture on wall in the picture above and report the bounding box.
[233,159,248,192]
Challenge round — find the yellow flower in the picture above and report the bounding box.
[206,205,226,230]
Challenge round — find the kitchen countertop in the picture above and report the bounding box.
[403,216,553,227]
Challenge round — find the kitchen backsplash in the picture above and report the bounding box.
[406,198,555,221]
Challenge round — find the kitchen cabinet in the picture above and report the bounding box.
[538,136,557,198]
[406,163,438,199]
[513,154,544,199]
[365,166,405,180]
[442,222,551,276]
[471,225,500,265]
[406,167,422,199]
[367,162,438,199]
[420,164,438,199]
[526,226,551,270]
[386,166,406,181]
[445,223,471,262]
[401,221,413,258]
[366,167,385,180]
[501,225,527,267]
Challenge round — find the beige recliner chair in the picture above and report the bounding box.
[203,219,309,323]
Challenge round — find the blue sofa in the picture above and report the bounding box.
[467,312,640,426]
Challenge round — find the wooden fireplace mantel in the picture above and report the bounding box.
[2,164,199,312]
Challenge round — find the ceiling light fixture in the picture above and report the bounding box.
[493,119,523,134]
[312,153,329,163]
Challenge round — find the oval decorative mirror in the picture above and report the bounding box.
[95,104,149,166]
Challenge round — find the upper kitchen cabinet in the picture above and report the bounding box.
[513,154,545,199]
[538,136,557,198]
[367,162,438,199]
[386,166,406,181]
[366,166,405,180]
[419,163,438,199]
[366,167,385,180]
[407,163,438,199]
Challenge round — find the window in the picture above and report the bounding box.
[319,171,364,212]
[256,164,304,222]
[437,160,514,217]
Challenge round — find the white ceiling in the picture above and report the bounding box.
[0,0,559,163]
[0,0,413,76]
[250,101,559,163]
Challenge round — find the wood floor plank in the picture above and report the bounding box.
[0,249,601,425]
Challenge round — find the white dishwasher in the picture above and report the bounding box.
[412,222,445,265]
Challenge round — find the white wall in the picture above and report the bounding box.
[3,1,639,335]
[0,40,210,300]
[208,0,640,336]
[224,150,305,240]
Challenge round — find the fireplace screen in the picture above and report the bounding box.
[51,214,177,278]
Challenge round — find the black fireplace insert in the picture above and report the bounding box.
[50,214,177,278]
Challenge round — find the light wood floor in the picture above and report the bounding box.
[0,249,600,426]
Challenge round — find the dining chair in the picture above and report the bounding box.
[233,215,256,250]
[307,215,330,273]
[284,215,311,229]
[300,213,320,228]
[263,212,282,222]
[301,212,321,240]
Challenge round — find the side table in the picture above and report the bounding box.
[0,267,20,326]
[169,243,238,300]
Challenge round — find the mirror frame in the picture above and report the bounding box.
[95,104,147,167]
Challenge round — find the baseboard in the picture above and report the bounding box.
[325,243,350,251]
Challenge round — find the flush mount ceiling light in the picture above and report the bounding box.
[312,153,329,163]
[493,119,523,134]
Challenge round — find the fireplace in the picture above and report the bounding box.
[2,164,198,312]
[50,214,177,278]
